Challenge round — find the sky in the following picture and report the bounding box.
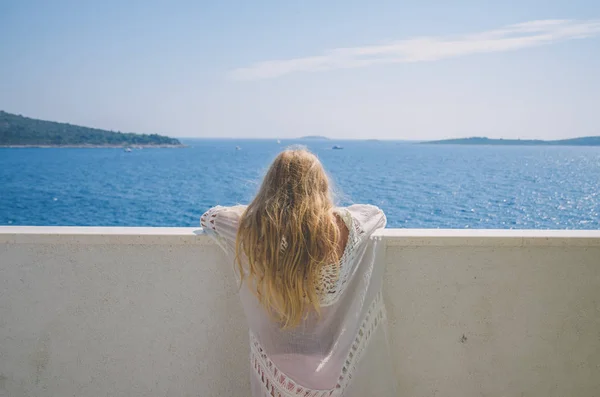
[1,0,599,140]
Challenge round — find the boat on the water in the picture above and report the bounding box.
[332,145,344,150]
[277,139,281,144]
[124,148,132,152]
[235,146,241,150]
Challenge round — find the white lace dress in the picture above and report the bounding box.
[201,204,397,397]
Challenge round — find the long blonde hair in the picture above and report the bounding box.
[235,148,341,329]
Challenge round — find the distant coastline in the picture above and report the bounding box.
[423,136,600,146]
[298,135,330,140]
[1,144,183,148]
[0,110,184,147]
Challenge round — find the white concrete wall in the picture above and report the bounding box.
[0,227,599,397]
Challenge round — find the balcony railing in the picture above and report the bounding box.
[1,227,599,396]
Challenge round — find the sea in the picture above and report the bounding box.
[1,139,599,229]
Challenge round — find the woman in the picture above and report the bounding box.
[201,148,396,396]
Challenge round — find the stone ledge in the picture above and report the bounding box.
[1,226,599,247]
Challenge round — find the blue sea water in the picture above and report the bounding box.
[1,139,599,229]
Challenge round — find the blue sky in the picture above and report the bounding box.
[1,0,599,140]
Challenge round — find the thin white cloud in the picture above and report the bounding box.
[229,19,600,80]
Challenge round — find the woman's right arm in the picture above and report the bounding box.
[201,205,247,253]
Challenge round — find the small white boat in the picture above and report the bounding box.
[124,148,132,152]
[332,145,344,150]
[235,146,241,150]
[277,139,281,144]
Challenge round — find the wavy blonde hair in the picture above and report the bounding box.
[235,148,341,329]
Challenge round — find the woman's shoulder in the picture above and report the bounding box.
[344,204,385,219]
[342,204,387,233]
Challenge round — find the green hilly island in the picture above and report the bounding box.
[0,111,183,147]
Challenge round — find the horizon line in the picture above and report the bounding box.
[176,135,600,142]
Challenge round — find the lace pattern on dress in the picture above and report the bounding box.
[201,206,366,307]
[249,291,385,397]
[200,206,226,236]
[200,207,217,231]
[200,206,234,255]
[316,209,364,307]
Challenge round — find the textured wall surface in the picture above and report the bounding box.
[382,230,600,397]
[1,227,599,397]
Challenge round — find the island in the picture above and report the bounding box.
[0,110,184,147]
[423,136,600,146]
[298,135,330,140]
